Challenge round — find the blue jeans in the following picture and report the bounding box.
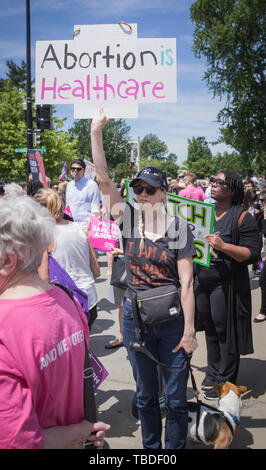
[123,299,189,449]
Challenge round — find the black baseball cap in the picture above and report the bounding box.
[130,167,168,190]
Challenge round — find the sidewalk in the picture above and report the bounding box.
[90,253,266,449]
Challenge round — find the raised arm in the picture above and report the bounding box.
[91,108,126,221]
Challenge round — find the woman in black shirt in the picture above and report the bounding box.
[195,170,261,399]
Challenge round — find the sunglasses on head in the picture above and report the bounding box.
[210,177,226,186]
[71,167,83,172]
[133,184,158,196]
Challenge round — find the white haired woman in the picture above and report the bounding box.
[0,195,109,449]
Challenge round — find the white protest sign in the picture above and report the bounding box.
[73,23,138,118]
[35,33,177,117]
[84,160,96,180]
[125,180,215,267]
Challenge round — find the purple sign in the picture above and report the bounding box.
[89,350,109,391]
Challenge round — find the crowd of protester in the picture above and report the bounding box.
[0,149,265,449]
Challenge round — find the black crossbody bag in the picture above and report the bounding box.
[136,284,182,325]
[129,287,186,372]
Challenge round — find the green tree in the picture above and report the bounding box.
[40,121,78,182]
[140,133,168,160]
[69,118,131,170]
[139,157,179,179]
[6,60,27,90]
[68,120,91,159]
[167,152,178,163]
[0,82,78,182]
[188,159,213,179]
[211,151,245,175]
[0,60,28,92]
[0,83,27,181]
[190,0,266,175]
[114,162,132,183]
[186,136,213,166]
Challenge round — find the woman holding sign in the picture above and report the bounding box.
[194,170,261,399]
[91,109,197,450]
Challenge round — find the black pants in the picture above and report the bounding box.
[259,262,266,316]
[195,279,240,384]
[87,304,98,330]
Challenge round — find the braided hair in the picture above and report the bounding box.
[220,170,244,206]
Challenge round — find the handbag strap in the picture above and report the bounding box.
[53,283,97,423]
[130,292,188,372]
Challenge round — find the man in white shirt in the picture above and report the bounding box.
[66,159,100,231]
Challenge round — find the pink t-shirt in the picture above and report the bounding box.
[178,186,206,202]
[0,286,89,449]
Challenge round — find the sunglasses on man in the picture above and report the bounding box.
[132,184,159,196]
[209,177,226,186]
[71,167,83,172]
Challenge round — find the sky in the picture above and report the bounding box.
[0,0,233,164]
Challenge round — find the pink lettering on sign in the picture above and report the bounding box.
[40,74,166,102]
[89,216,120,252]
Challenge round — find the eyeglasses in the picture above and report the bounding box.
[210,177,226,186]
[71,167,83,172]
[133,185,158,196]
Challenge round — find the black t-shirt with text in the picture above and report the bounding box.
[120,203,196,297]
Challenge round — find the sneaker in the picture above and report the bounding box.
[201,377,214,391]
[203,388,218,400]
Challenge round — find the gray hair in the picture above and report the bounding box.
[4,182,24,197]
[0,195,55,272]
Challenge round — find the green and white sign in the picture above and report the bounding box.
[125,180,215,267]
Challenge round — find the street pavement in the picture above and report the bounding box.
[90,253,266,450]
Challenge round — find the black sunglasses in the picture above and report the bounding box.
[133,184,158,196]
[71,167,83,172]
[210,177,226,186]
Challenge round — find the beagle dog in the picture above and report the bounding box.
[187,382,247,449]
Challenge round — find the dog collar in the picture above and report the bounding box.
[218,410,239,436]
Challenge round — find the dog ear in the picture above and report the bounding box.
[237,386,247,395]
[213,384,222,396]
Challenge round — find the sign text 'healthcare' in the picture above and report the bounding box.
[35,39,177,106]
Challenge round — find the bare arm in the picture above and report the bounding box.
[172,256,198,355]
[43,420,110,449]
[90,108,126,221]
[88,240,101,279]
[205,234,251,262]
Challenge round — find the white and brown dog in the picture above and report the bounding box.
[188,382,247,449]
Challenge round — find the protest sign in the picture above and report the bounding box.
[63,204,73,219]
[84,160,96,180]
[27,149,47,188]
[73,23,139,118]
[125,179,215,267]
[59,161,67,181]
[35,26,177,118]
[88,216,120,252]
[89,350,109,392]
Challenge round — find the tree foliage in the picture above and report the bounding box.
[114,162,132,183]
[69,118,131,171]
[190,0,266,174]
[0,83,28,181]
[139,157,179,178]
[140,133,168,160]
